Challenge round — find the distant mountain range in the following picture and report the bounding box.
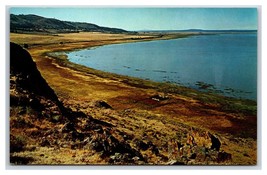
[139,29,257,33]
[10,14,133,34]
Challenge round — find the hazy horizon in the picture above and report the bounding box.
[10,7,258,31]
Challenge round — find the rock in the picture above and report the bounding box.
[10,42,64,111]
[136,140,149,151]
[109,152,136,164]
[110,153,121,160]
[95,100,113,109]
[167,160,186,165]
[107,137,144,161]
[132,156,140,161]
[187,129,221,151]
[217,151,232,163]
[208,133,221,151]
[151,94,169,101]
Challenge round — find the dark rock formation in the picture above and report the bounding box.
[94,100,113,109]
[11,42,59,102]
[10,42,65,116]
[208,133,221,151]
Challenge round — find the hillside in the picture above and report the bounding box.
[10,42,145,164]
[10,32,257,165]
[10,14,132,34]
[9,42,234,165]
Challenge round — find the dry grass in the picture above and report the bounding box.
[10,32,257,165]
[11,147,105,165]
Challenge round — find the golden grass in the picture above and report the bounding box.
[10,32,257,165]
[11,147,105,165]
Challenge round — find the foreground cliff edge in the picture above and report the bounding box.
[10,32,257,165]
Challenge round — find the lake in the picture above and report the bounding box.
[66,33,257,100]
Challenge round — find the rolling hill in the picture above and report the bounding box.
[10,14,132,34]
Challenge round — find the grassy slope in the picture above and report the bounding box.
[10,32,257,165]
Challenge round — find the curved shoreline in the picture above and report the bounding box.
[10,32,257,164]
[11,31,257,127]
[59,37,257,101]
[46,36,256,103]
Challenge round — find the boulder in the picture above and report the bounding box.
[208,133,221,151]
[94,100,112,109]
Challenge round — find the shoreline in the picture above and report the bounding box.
[10,31,257,114]
[10,32,257,164]
[11,32,257,125]
[47,34,257,103]
[49,49,257,103]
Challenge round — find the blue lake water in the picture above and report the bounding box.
[66,33,257,100]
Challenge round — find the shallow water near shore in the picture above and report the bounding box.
[67,33,257,100]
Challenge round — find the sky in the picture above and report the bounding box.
[10,7,258,31]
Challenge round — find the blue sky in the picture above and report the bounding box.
[10,7,258,31]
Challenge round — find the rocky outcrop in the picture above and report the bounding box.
[9,42,233,165]
[10,42,65,112]
[166,128,231,164]
[10,42,144,165]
